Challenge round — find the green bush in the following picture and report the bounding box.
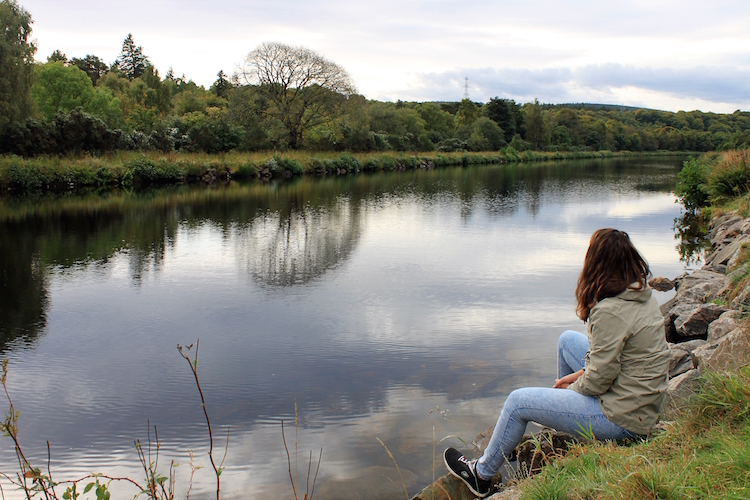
[380,155,397,170]
[122,158,185,187]
[233,161,258,179]
[361,157,382,172]
[676,157,710,211]
[271,156,304,176]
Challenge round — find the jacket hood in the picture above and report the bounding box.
[616,284,652,303]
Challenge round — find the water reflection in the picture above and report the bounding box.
[673,211,711,266]
[238,201,363,288]
[0,223,48,350]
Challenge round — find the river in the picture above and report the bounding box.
[0,156,692,499]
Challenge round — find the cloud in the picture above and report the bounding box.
[402,64,750,111]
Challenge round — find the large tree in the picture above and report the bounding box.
[485,97,520,143]
[71,54,109,85]
[237,42,356,149]
[31,61,94,120]
[0,0,36,128]
[116,33,148,80]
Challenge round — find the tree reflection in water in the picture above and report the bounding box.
[673,211,711,266]
[237,200,362,287]
[0,223,48,352]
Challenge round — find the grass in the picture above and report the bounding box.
[512,364,750,500]
[0,149,689,194]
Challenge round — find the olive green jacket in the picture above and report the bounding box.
[568,286,670,435]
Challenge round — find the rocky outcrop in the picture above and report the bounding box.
[661,210,750,419]
[692,327,750,373]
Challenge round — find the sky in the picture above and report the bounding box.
[19,0,750,113]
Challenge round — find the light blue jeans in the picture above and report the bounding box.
[475,330,637,479]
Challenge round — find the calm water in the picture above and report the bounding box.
[0,157,690,499]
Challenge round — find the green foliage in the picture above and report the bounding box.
[233,161,259,179]
[693,364,750,426]
[70,54,109,85]
[47,49,67,64]
[454,99,479,128]
[523,99,550,149]
[676,157,710,211]
[32,62,96,121]
[211,70,231,99]
[469,117,506,151]
[484,97,520,143]
[0,0,37,128]
[238,42,355,149]
[122,158,185,187]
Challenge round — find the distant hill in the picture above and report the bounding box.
[543,103,653,112]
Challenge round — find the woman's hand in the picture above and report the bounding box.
[554,369,584,389]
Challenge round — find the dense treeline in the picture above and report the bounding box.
[2,0,750,158]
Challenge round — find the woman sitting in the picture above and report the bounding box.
[443,228,671,497]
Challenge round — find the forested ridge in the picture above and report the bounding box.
[2,0,750,158]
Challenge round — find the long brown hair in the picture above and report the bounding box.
[575,228,651,321]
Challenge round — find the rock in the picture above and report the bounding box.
[649,277,674,292]
[719,309,742,320]
[674,303,728,339]
[515,429,579,477]
[663,302,700,342]
[721,263,747,291]
[702,263,727,274]
[411,471,502,500]
[707,213,742,241]
[487,487,521,500]
[662,369,701,420]
[731,286,750,310]
[668,346,693,378]
[671,338,707,353]
[694,326,750,373]
[705,236,749,267]
[691,341,720,370]
[727,242,750,269]
[714,220,744,243]
[473,426,495,454]
[707,316,739,342]
[659,296,678,317]
[674,270,725,303]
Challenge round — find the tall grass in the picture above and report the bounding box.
[707,150,750,203]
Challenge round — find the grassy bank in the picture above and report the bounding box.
[514,364,750,499]
[0,149,687,194]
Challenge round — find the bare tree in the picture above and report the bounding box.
[237,42,356,149]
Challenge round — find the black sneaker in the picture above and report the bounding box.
[443,447,493,498]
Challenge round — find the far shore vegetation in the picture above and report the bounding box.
[2,0,750,195]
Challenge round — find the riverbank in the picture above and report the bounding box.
[0,149,688,195]
[412,153,750,499]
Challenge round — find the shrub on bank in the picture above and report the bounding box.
[707,150,750,202]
